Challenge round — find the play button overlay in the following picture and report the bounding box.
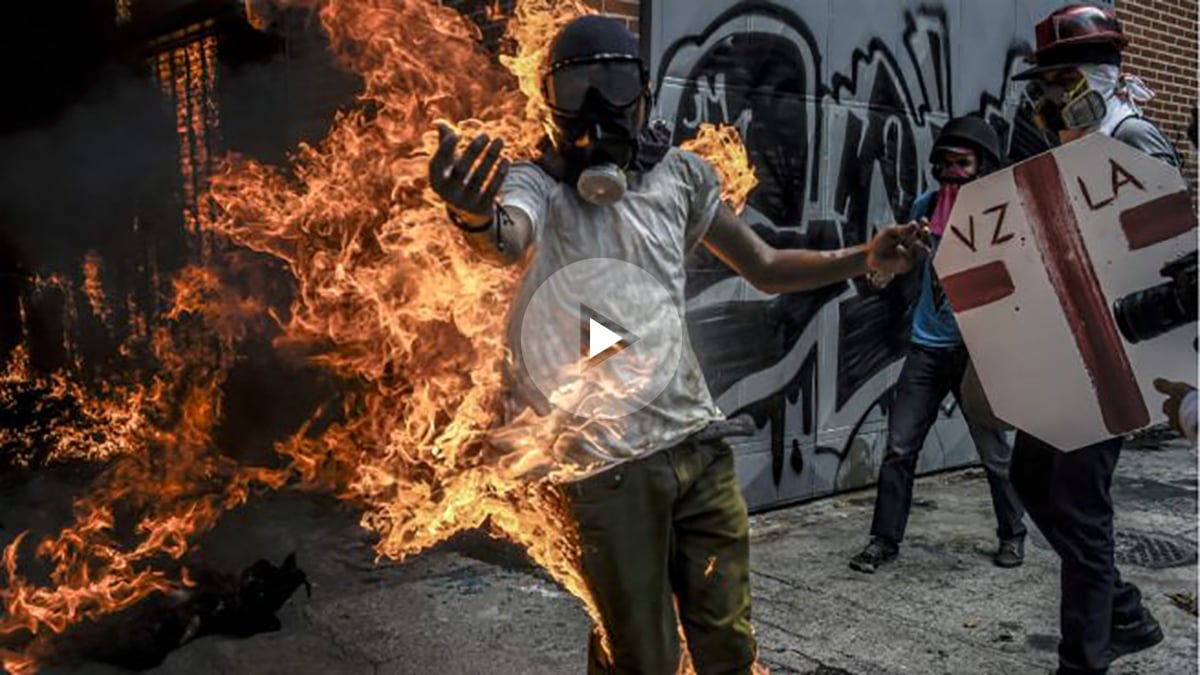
[582,305,639,367]
[518,258,684,421]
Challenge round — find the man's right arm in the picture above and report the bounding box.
[459,204,535,266]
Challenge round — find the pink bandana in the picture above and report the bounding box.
[929,183,960,237]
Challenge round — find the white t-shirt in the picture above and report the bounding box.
[499,148,725,468]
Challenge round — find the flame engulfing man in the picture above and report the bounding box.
[429,16,925,673]
[1006,5,1182,674]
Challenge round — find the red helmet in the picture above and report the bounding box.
[1034,4,1129,54]
[1013,4,1129,80]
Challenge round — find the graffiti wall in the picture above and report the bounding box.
[649,0,1079,511]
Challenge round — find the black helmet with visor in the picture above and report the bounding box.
[537,15,664,202]
[542,15,648,119]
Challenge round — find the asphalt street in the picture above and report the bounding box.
[8,433,1195,675]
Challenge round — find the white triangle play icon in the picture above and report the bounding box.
[588,319,624,359]
[580,305,639,368]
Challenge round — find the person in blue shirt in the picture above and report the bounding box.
[849,115,1027,573]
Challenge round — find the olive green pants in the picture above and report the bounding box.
[563,437,756,675]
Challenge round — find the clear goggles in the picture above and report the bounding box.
[543,56,646,115]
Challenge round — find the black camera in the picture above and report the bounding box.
[1113,250,1198,344]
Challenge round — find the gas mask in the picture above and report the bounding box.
[1028,75,1108,134]
[544,56,649,206]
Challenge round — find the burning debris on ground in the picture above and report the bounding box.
[8,554,308,672]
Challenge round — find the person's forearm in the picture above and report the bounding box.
[750,243,871,294]
[702,202,918,294]
[455,205,530,266]
[461,224,519,265]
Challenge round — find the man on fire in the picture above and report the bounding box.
[428,15,926,675]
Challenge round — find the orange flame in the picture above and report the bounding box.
[81,252,110,326]
[0,347,146,467]
[154,29,221,248]
[244,0,272,30]
[207,0,608,646]
[681,124,759,212]
[115,0,132,25]
[0,265,286,670]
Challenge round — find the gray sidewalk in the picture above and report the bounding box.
[33,436,1199,675]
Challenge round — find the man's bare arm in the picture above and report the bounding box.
[702,203,925,294]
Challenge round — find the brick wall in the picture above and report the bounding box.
[445,0,640,46]
[1117,0,1199,194]
[593,0,641,31]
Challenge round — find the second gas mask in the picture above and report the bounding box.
[1028,75,1108,134]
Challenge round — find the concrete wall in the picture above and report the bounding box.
[604,1,1194,512]
[645,0,1085,511]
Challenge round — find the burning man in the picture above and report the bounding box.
[848,115,1028,575]
[1006,5,1180,674]
[428,15,926,675]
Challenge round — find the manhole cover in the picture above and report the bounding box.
[1114,531,1197,569]
[1031,529,1197,569]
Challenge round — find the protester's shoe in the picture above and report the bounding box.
[1107,606,1164,663]
[993,536,1025,568]
[848,538,898,574]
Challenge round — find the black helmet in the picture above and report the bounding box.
[931,115,1004,170]
[543,16,647,117]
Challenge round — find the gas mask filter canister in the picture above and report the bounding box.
[576,164,628,206]
[1031,76,1109,132]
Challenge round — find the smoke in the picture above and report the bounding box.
[0,64,180,374]
[0,7,364,465]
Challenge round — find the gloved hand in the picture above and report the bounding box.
[428,123,509,229]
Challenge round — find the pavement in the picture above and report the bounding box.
[7,434,1196,675]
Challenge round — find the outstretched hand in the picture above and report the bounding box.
[428,123,509,227]
[868,219,931,276]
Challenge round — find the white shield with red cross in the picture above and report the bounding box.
[933,133,1197,451]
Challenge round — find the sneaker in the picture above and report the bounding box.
[1106,606,1164,663]
[993,537,1025,568]
[849,537,898,574]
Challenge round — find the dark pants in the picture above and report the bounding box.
[565,437,756,675]
[870,344,1027,545]
[1010,432,1144,674]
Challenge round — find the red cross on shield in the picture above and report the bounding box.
[933,133,1197,451]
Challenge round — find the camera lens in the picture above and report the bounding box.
[1113,282,1189,344]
